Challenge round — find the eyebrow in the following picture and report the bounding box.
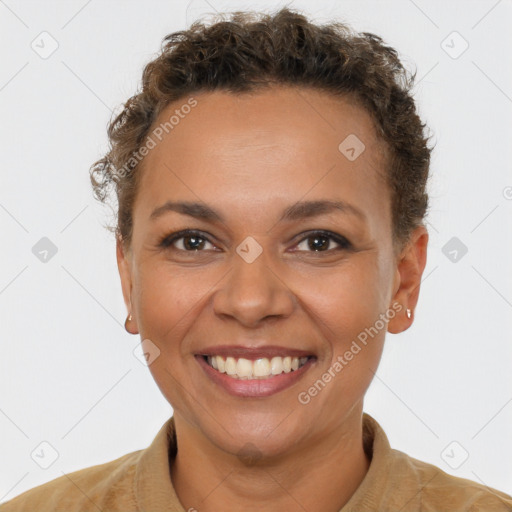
[150,199,366,224]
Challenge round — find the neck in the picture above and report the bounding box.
[170,407,371,512]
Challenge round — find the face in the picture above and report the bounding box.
[117,86,427,459]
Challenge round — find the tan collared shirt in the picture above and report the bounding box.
[2,412,511,511]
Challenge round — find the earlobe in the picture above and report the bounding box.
[387,226,429,334]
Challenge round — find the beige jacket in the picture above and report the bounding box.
[2,413,511,511]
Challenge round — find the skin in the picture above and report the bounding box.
[117,85,428,512]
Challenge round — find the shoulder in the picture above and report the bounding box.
[389,448,512,511]
[0,449,142,512]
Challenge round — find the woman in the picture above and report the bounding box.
[3,7,511,512]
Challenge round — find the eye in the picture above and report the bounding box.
[158,230,216,251]
[293,230,352,253]
[158,229,352,254]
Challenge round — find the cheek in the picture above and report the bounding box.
[134,264,216,416]
[133,260,237,414]
[298,257,390,393]
[299,256,391,345]
[135,263,212,344]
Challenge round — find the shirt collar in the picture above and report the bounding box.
[134,412,391,511]
[341,412,394,511]
[134,415,184,511]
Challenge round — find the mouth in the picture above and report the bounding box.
[195,345,317,397]
[202,354,311,379]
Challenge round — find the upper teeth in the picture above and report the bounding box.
[206,355,309,379]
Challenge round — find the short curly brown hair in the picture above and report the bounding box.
[90,6,433,252]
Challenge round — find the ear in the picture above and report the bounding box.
[387,225,429,334]
[116,236,138,334]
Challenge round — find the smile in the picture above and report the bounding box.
[204,355,310,379]
[195,350,316,398]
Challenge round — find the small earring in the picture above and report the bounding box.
[124,313,133,333]
[406,308,412,319]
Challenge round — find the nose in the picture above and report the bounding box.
[212,245,295,328]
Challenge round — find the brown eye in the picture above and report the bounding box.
[294,231,351,253]
[159,230,215,251]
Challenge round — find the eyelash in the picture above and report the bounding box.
[157,229,352,254]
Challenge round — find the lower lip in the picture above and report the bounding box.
[195,355,315,398]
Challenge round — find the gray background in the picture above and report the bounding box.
[1,0,511,502]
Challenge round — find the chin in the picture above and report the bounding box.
[198,408,309,460]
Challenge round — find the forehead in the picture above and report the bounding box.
[134,86,390,233]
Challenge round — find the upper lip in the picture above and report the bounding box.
[196,345,315,360]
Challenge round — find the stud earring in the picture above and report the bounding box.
[124,313,133,333]
[406,308,412,319]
